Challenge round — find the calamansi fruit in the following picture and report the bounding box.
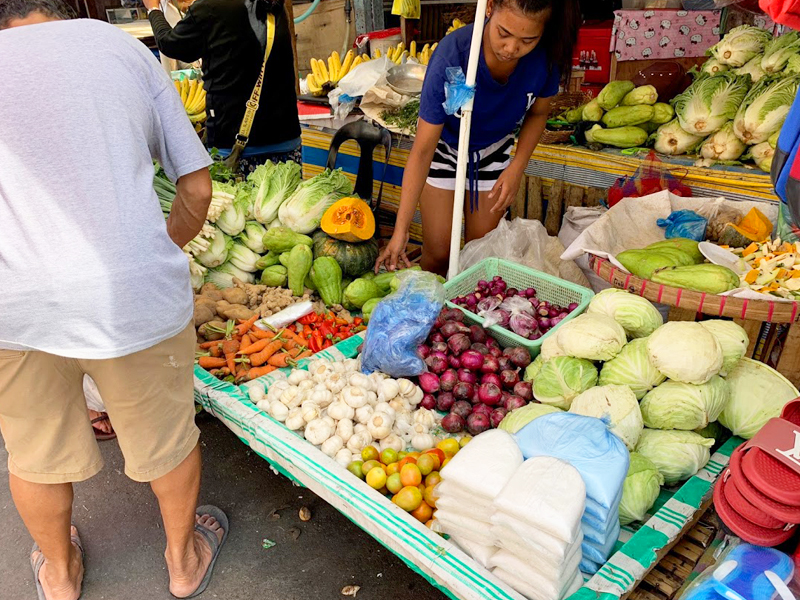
[366,467,387,490]
[411,501,433,523]
[361,446,380,462]
[400,463,422,487]
[380,448,398,465]
[394,486,423,512]
[416,454,436,476]
[347,460,365,479]
[437,438,460,456]
[386,473,403,494]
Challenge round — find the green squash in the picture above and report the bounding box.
[312,230,379,278]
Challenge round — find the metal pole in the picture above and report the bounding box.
[446,0,487,279]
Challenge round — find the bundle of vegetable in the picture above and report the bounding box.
[414,308,533,436]
[247,357,434,465]
[249,160,302,225]
[279,169,354,234]
[761,30,800,75]
[450,276,579,340]
[698,122,747,163]
[672,72,751,136]
[733,75,800,145]
[709,25,772,68]
[652,119,705,156]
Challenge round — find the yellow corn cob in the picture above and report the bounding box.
[386,47,395,61]
[373,48,381,59]
[340,50,355,78]
[318,58,330,84]
[410,40,417,58]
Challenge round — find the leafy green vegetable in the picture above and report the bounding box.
[673,72,751,136]
[761,30,800,74]
[640,376,729,431]
[498,403,561,434]
[532,356,598,410]
[227,242,262,273]
[587,288,663,339]
[250,161,302,225]
[206,261,256,288]
[709,25,771,67]
[278,169,354,234]
[598,338,665,400]
[239,221,268,254]
[380,99,420,134]
[195,226,232,268]
[569,384,643,450]
[635,429,713,485]
[619,453,664,525]
[699,320,748,375]
[733,75,800,144]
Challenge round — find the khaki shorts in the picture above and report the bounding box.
[0,323,200,484]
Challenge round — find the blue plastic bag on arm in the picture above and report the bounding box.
[360,271,445,378]
[443,67,475,117]
[656,210,708,242]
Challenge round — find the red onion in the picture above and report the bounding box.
[513,381,533,401]
[418,372,441,394]
[478,382,502,406]
[443,308,465,322]
[501,391,512,406]
[448,355,462,369]
[467,413,491,435]
[430,332,445,344]
[470,343,489,355]
[453,381,474,401]
[471,388,481,405]
[451,400,472,420]
[440,369,458,392]
[417,345,430,359]
[448,333,471,355]
[500,369,520,389]
[440,321,468,339]
[480,355,500,374]
[488,346,502,358]
[469,325,487,344]
[420,394,436,410]
[465,293,478,309]
[481,372,502,388]
[431,341,448,354]
[472,403,493,417]
[425,355,448,375]
[497,356,514,371]
[568,302,579,311]
[504,395,527,412]
[459,351,484,372]
[503,346,532,369]
[441,413,465,433]
[457,369,478,385]
[436,391,455,412]
[490,407,508,428]
[538,317,551,329]
[485,337,498,348]
[430,350,448,361]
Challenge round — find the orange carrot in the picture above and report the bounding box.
[281,329,308,348]
[198,356,226,369]
[249,328,277,340]
[236,315,259,336]
[294,350,313,361]
[247,365,276,380]
[284,339,299,351]
[239,338,272,355]
[250,340,283,367]
[209,345,222,358]
[240,334,252,349]
[267,352,291,368]
[221,339,240,355]
[225,352,236,372]
[199,340,222,349]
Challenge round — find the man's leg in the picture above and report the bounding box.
[9,477,83,600]
[149,444,224,598]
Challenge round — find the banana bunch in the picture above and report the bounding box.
[307,49,369,96]
[384,41,437,66]
[175,78,207,124]
[446,18,466,35]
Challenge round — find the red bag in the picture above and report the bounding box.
[759,0,800,29]
[607,151,693,207]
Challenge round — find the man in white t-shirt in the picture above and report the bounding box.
[0,2,229,599]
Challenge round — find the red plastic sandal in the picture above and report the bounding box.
[722,471,787,530]
[730,447,800,523]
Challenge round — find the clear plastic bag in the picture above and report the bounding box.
[443,67,476,116]
[656,209,708,241]
[329,57,394,121]
[360,271,445,377]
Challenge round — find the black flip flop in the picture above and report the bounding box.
[91,414,116,441]
[31,526,84,600]
[180,505,229,599]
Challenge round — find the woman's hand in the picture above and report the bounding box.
[488,161,525,213]
[375,231,411,273]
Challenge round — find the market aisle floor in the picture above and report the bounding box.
[0,414,448,600]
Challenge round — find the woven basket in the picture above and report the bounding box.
[588,254,800,324]
[541,91,593,145]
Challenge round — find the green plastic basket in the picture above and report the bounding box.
[444,258,594,356]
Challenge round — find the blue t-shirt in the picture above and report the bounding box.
[418,23,560,151]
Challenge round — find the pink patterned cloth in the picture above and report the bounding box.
[611,9,723,61]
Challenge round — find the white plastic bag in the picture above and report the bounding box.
[435,509,496,546]
[83,375,106,413]
[450,535,498,569]
[329,57,395,121]
[488,549,581,600]
[559,207,608,293]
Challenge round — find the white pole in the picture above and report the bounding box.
[447,0,488,280]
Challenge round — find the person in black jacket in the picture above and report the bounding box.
[144,0,302,171]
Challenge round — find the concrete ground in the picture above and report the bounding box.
[0,413,449,600]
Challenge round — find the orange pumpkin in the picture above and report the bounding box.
[320,197,375,243]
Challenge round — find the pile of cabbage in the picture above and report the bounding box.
[654,26,800,171]
[503,288,798,526]
[157,161,353,290]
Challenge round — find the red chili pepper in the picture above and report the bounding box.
[312,330,323,352]
[353,317,363,326]
[297,314,315,325]
[319,323,334,338]
[323,339,333,349]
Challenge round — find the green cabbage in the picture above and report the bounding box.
[532,356,598,410]
[673,73,752,136]
[278,169,353,234]
[228,242,262,273]
[587,289,663,338]
[647,321,723,384]
[555,313,627,362]
[619,453,664,525]
[653,119,705,155]
[195,226,232,268]
[239,221,268,254]
[206,261,256,289]
[569,384,643,450]
[598,338,666,399]
[539,334,566,362]
[498,403,561,434]
[734,75,800,145]
[718,358,799,439]
[734,54,766,83]
[640,376,729,431]
[710,25,771,67]
[635,429,714,485]
[761,30,800,74]
[699,122,747,162]
[699,320,749,376]
[251,161,302,224]
[524,354,545,381]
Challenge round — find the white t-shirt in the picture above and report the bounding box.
[0,19,212,359]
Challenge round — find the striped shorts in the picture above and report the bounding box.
[426,134,515,192]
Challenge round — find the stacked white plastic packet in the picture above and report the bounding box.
[435,430,523,562]
[515,412,630,574]
[489,456,586,600]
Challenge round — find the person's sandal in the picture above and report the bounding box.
[91,414,116,441]
[179,505,229,599]
[31,526,84,600]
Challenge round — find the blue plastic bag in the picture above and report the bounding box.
[656,210,708,242]
[442,67,475,116]
[360,271,445,378]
